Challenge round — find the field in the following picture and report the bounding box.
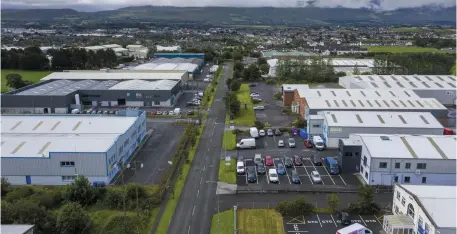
[218,158,236,184]
[210,210,234,234]
[365,46,450,53]
[237,209,285,234]
[232,84,256,126]
[1,69,51,92]
[390,27,423,32]
[222,131,236,150]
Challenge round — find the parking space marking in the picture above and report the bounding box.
[322,164,337,185]
[244,159,248,184]
[330,215,337,227]
[196,190,199,198]
[299,158,314,184]
[338,174,347,186]
[316,214,323,227]
[200,177,202,184]
[192,205,196,215]
[255,166,259,184]
[308,159,326,185]
[286,231,308,233]
[291,161,301,184]
[375,215,383,225]
[264,161,270,184]
[359,215,367,226]
[282,158,292,184]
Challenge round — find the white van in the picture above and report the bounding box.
[174,108,181,115]
[236,138,256,149]
[237,161,245,174]
[336,223,373,234]
[313,136,325,151]
[249,127,259,139]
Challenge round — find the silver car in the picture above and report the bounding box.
[311,171,322,183]
[288,138,296,148]
[253,106,265,110]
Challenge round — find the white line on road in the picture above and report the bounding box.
[200,177,203,184]
[339,174,347,186]
[309,158,325,185]
[287,231,308,233]
[359,215,367,226]
[197,190,199,198]
[301,160,314,184]
[187,225,191,234]
[245,159,248,184]
[374,215,382,225]
[206,155,208,160]
[316,214,323,227]
[207,147,210,152]
[192,205,196,215]
[330,215,338,227]
[282,158,291,184]
[322,165,336,185]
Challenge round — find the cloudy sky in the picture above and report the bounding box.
[2,0,455,11]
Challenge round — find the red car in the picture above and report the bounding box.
[303,140,313,148]
[265,156,273,166]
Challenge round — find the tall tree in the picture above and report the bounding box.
[56,202,92,234]
[6,73,31,89]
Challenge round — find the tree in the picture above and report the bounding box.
[259,64,270,75]
[234,61,244,71]
[56,202,92,234]
[6,73,31,89]
[1,200,56,233]
[358,185,374,206]
[231,51,243,61]
[63,176,103,206]
[452,63,456,75]
[257,57,267,65]
[234,70,242,79]
[226,77,233,87]
[230,80,241,91]
[352,64,361,75]
[327,194,340,213]
[224,92,240,118]
[336,71,347,77]
[1,178,10,197]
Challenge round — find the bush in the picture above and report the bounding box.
[265,79,276,84]
[273,92,282,100]
[291,118,306,128]
[105,189,124,209]
[232,129,244,135]
[5,186,35,202]
[254,120,265,130]
[63,176,103,206]
[103,215,144,234]
[282,108,292,115]
[126,183,148,200]
[230,80,241,91]
[275,197,313,217]
[28,190,63,209]
[56,202,92,234]
[2,200,57,233]
[252,99,261,104]
[1,178,10,197]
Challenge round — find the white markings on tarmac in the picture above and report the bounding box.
[316,214,323,227]
[187,225,191,234]
[200,177,203,184]
[330,214,337,227]
[360,215,367,226]
[197,190,199,198]
[192,205,196,215]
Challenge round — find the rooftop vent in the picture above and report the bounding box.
[356,114,363,123]
[341,100,348,107]
[374,100,382,107]
[409,82,417,88]
[317,91,322,97]
[72,121,82,131]
[379,76,386,81]
[331,114,338,123]
[368,76,374,81]
[33,121,44,131]
[11,142,26,154]
[402,76,410,81]
[360,91,366,97]
[331,91,336,97]
[399,100,407,107]
[375,91,381,97]
[377,115,385,124]
[346,91,351,97]
[380,136,390,141]
[403,91,411,97]
[427,137,448,159]
[448,76,456,81]
[447,82,456,88]
[435,82,444,88]
[398,115,407,124]
[390,76,398,81]
[425,76,433,81]
[422,82,430,88]
[407,100,416,107]
[371,82,379,88]
[10,121,23,131]
[358,100,365,107]
[416,101,424,108]
[389,91,396,97]
[384,82,392,88]
[391,100,399,107]
[436,76,445,82]
[350,100,357,107]
[419,115,429,124]
[333,100,340,107]
[51,121,61,131]
[38,142,52,154]
[413,76,421,81]
[382,100,390,107]
[396,82,405,88]
[366,100,373,107]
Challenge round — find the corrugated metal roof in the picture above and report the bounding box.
[108,79,178,90]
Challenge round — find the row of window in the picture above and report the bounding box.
[108,154,116,165]
[345,152,360,157]
[62,176,77,182]
[394,193,431,233]
[60,161,75,167]
[379,162,427,170]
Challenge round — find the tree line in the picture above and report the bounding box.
[373,53,456,75]
[276,57,342,83]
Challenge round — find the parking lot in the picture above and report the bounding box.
[284,214,384,234]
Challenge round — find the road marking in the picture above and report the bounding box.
[255,166,259,184]
[282,158,292,184]
[338,174,347,185]
[206,155,208,160]
[187,225,191,234]
[300,159,314,184]
[202,166,206,171]
[322,165,336,185]
[265,160,270,184]
[359,215,367,226]
[330,215,338,227]
[245,159,248,184]
[192,205,196,215]
[375,215,383,225]
[309,158,325,185]
[316,214,323,227]
[291,161,301,184]
[286,231,308,233]
[197,190,199,198]
[200,177,203,184]
[207,147,210,152]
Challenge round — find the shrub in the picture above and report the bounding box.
[254,120,265,129]
[265,79,276,84]
[103,215,144,234]
[232,129,244,135]
[126,183,148,200]
[230,80,241,91]
[282,108,292,115]
[1,178,10,197]
[291,118,306,128]
[252,99,261,104]
[56,202,92,234]
[105,189,125,209]
[63,176,103,206]
[273,92,282,100]
[28,190,63,209]
[2,200,57,233]
[275,197,313,217]
[5,186,35,202]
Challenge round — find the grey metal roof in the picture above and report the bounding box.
[16,80,73,96]
[15,79,119,96]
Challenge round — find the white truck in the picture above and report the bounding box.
[236,138,256,149]
[313,135,325,151]
[336,223,373,234]
[173,108,181,115]
[249,127,259,139]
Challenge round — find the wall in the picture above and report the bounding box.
[413,89,456,106]
[338,141,362,174]
[2,175,108,186]
[282,91,295,106]
[371,172,456,186]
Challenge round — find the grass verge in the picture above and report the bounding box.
[1,69,51,92]
[218,158,236,184]
[232,84,255,126]
[201,66,222,110]
[365,46,450,53]
[222,130,236,150]
[210,210,234,234]
[237,209,285,234]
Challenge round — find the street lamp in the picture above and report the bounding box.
[127,161,144,217]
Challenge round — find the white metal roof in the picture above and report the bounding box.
[306,97,446,110]
[399,184,456,228]
[1,115,138,157]
[40,71,186,81]
[126,45,145,48]
[156,45,181,51]
[133,63,198,73]
[302,89,419,99]
[102,44,122,48]
[1,225,35,234]
[355,134,457,159]
[108,79,178,90]
[320,111,443,128]
[84,46,105,50]
[269,58,374,68]
[281,84,310,97]
[343,75,457,89]
[113,47,128,52]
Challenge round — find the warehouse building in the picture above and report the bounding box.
[339,75,457,106]
[1,110,147,185]
[310,111,444,148]
[383,184,456,234]
[281,84,309,106]
[1,70,187,113]
[153,52,204,60]
[130,57,204,79]
[339,134,456,185]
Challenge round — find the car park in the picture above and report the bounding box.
[168,111,174,115]
[274,128,281,136]
[288,138,296,148]
[277,164,286,175]
[303,140,313,148]
[252,97,262,102]
[267,129,274,136]
[157,110,163,115]
[265,156,273,166]
[256,163,266,175]
[237,161,245,174]
[253,106,265,110]
[284,157,293,168]
[312,154,322,166]
[311,171,322,183]
[187,111,194,116]
[291,170,300,184]
[259,129,266,136]
[336,212,351,226]
[268,169,279,183]
[237,156,244,162]
[246,167,257,183]
[293,155,303,166]
[254,154,263,164]
[277,140,284,147]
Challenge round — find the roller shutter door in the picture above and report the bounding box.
[126,101,144,107]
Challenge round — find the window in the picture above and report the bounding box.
[394,205,399,214]
[394,176,398,183]
[119,145,124,154]
[60,161,75,167]
[379,162,387,168]
[345,152,353,157]
[404,176,411,183]
[154,101,160,105]
[312,124,321,128]
[124,139,129,147]
[422,177,427,184]
[405,163,411,169]
[364,172,368,179]
[401,197,406,206]
[396,191,401,200]
[360,166,364,173]
[62,176,77,182]
[425,223,430,233]
[417,163,427,169]
[395,162,400,168]
[418,216,423,227]
[407,203,415,218]
[354,152,359,156]
[363,156,367,166]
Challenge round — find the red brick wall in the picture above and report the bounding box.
[283,92,295,106]
[292,90,307,119]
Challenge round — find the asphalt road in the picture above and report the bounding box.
[167,62,231,234]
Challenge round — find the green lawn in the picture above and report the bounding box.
[222,131,236,150]
[1,69,51,92]
[232,84,256,126]
[218,158,236,184]
[237,209,285,234]
[210,210,234,234]
[365,46,450,53]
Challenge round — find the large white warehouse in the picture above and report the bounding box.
[311,111,444,148]
[383,184,456,234]
[1,110,147,185]
[342,134,456,186]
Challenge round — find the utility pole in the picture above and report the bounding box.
[127,161,144,217]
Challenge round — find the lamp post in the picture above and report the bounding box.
[126,161,144,217]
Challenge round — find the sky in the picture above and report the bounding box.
[2,0,456,11]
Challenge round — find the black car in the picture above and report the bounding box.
[312,154,322,166]
[337,212,351,226]
[274,128,281,136]
[291,170,300,184]
[186,102,199,107]
[293,155,303,166]
[284,157,293,168]
[249,83,257,87]
[187,111,194,116]
[256,163,266,175]
[247,167,257,183]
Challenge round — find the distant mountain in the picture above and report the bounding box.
[1,6,455,26]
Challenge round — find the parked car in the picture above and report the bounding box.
[259,129,266,136]
[293,155,303,166]
[267,129,274,136]
[268,169,279,183]
[156,110,163,115]
[274,128,281,136]
[291,170,301,184]
[250,93,260,97]
[103,111,108,114]
[187,111,194,116]
[284,157,293,168]
[336,212,351,226]
[256,163,266,175]
[254,154,262,164]
[236,161,245,175]
[253,106,265,110]
[312,154,322,166]
[277,140,284,147]
[311,171,322,183]
[288,138,296,148]
[252,97,262,102]
[247,167,257,183]
[277,164,286,175]
[203,78,211,82]
[168,111,174,115]
[303,140,313,148]
[265,156,273,166]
